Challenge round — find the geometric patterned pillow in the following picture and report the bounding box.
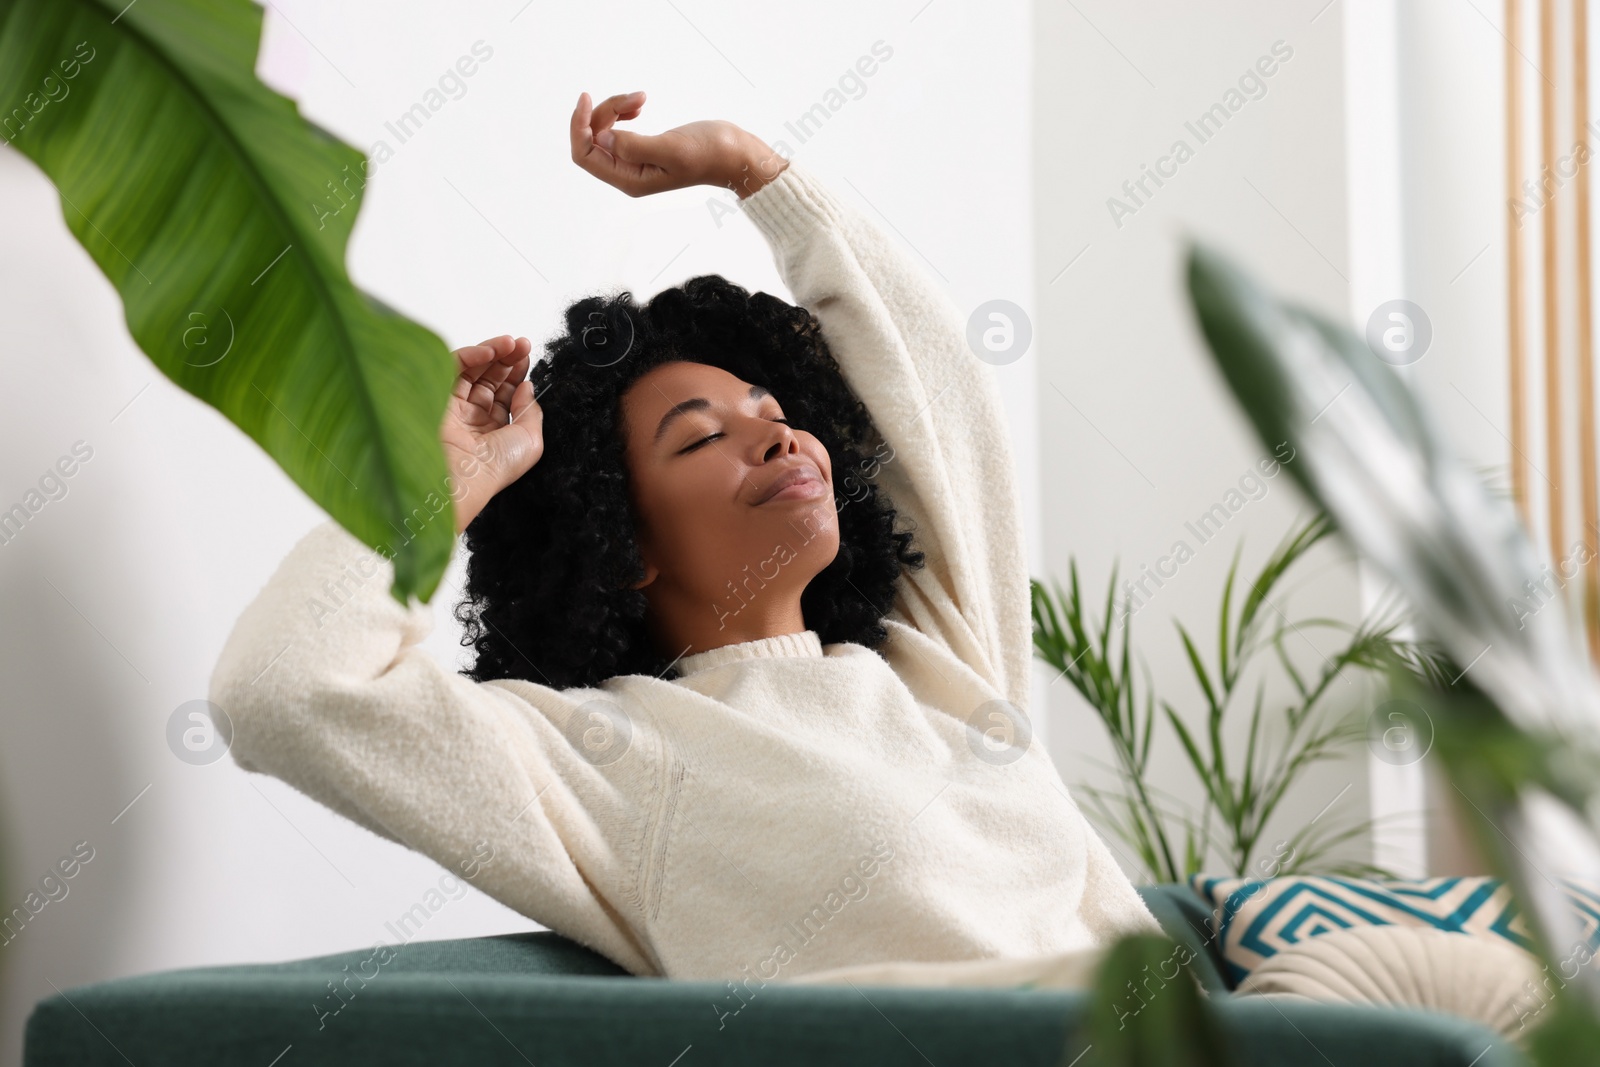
[1188,873,1600,986]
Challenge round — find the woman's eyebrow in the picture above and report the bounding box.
[653,383,772,444]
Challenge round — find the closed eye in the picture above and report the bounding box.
[679,418,791,455]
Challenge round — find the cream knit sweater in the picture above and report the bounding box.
[209,159,1164,986]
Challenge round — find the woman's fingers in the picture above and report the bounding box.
[497,379,545,474]
[571,91,640,164]
[451,346,495,389]
[474,334,518,359]
[491,351,532,410]
[508,378,540,426]
[455,335,527,371]
[593,90,645,130]
[454,336,508,372]
[572,90,679,195]
[452,337,532,418]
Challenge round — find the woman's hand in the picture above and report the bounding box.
[569,90,788,199]
[441,334,543,534]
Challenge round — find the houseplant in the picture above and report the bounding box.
[1033,508,1453,885]
[1167,239,1600,1064]
[0,0,459,604]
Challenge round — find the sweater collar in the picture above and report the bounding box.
[674,630,824,677]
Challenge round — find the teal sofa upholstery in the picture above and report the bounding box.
[24,884,1528,1066]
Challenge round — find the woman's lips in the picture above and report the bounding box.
[753,461,827,504]
[760,474,827,504]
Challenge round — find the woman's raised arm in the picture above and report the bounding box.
[208,336,658,976]
[733,162,1033,711]
[571,91,1033,712]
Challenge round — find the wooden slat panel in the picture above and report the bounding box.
[1575,0,1600,659]
[1542,0,1566,571]
[1509,0,1530,525]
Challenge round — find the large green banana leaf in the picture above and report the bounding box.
[0,0,458,604]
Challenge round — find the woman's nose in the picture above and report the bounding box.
[761,424,798,462]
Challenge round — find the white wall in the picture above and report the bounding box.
[1032,1,1379,881]
[1384,0,1555,875]
[0,2,1037,1062]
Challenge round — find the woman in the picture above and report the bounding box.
[209,90,1165,987]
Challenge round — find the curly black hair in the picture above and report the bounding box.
[452,273,925,690]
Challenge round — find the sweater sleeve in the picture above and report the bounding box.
[738,161,1034,711]
[207,518,658,976]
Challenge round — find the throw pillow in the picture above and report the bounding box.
[1188,873,1600,985]
[1235,925,1549,1042]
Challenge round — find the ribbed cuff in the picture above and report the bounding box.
[738,158,846,251]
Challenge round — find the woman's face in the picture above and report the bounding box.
[619,360,840,641]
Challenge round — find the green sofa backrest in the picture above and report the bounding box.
[305,882,1227,992]
[1135,882,1231,993]
[360,882,1231,992]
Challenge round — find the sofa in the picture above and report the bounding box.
[23,883,1527,1066]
